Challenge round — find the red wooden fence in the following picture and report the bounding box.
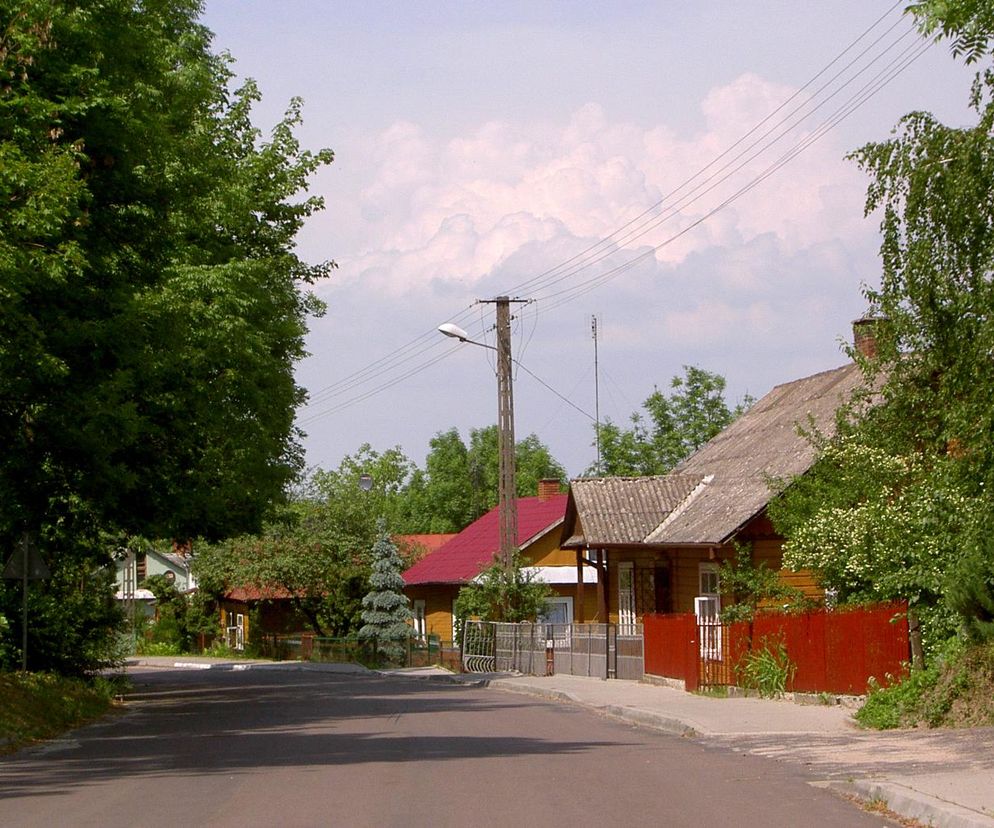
[644,601,910,695]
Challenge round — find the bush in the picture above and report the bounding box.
[735,636,796,698]
[135,640,182,657]
[856,665,941,729]
[854,637,994,729]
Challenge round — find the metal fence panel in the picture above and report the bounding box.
[462,621,642,680]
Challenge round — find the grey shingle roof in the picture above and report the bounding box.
[567,362,869,548]
[563,474,705,547]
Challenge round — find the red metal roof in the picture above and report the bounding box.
[402,494,568,586]
[394,533,456,557]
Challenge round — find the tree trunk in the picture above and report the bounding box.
[908,607,925,671]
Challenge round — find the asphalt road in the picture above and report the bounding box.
[0,667,895,828]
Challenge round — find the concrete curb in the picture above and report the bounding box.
[127,658,370,674]
[465,678,701,737]
[825,780,994,828]
[599,704,699,738]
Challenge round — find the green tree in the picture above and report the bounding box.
[409,429,475,533]
[1,1,331,553]
[466,426,566,518]
[591,366,751,476]
[1,1,331,672]
[310,444,419,541]
[772,0,994,654]
[454,551,552,625]
[358,522,412,662]
[192,446,421,638]
[193,514,369,638]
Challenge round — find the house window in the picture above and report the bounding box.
[451,598,459,646]
[227,612,245,650]
[618,562,636,636]
[538,596,573,626]
[699,561,720,598]
[413,599,426,641]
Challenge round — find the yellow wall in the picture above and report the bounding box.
[523,528,569,565]
[406,584,459,646]
[404,525,599,636]
[751,538,824,600]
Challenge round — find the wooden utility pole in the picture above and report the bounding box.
[496,298,516,570]
[592,315,601,475]
[440,298,526,571]
[481,296,526,570]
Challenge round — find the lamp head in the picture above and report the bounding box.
[438,322,469,341]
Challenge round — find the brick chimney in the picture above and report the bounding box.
[852,316,886,360]
[537,478,561,501]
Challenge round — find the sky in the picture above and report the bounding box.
[200,1,976,480]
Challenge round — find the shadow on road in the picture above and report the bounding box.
[0,669,629,800]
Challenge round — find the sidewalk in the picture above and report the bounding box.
[405,669,994,828]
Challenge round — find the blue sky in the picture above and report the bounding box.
[201,1,975,479]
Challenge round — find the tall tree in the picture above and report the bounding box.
[0,1,330,672]
[412,429,474,533]
[772,0,994,654]
[466,426,566,518]
[591,366,750,476]
[0,1,332,547]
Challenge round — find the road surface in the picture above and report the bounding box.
[0,666,894,827]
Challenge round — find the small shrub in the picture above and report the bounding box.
[206,640,246,659]
[736,636,796,697]
[856,667,939,729]
[135,640,182,657]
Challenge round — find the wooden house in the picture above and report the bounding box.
[402,480,597,647]
[561,347,875,632]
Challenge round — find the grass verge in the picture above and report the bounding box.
[0,672,124,754]
[856,639,994,729]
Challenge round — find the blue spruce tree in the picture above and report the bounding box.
[358,520,412,663]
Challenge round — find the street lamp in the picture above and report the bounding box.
[438,297,522,570]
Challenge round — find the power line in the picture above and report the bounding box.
[297,5,930,425]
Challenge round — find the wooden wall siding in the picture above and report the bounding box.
[406,581,598,638]
[751,538,824,600]
[549,583,601,622]
[603,541,824,623]
[406,584,459,644]
[522,530,567,566]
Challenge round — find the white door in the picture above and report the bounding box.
[618,562,636,636]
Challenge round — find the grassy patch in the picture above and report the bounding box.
[0,672,123,754]
[856,639,994,729]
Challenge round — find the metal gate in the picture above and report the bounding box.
[461,621,643,679]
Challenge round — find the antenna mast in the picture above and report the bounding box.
[592,315,601,475]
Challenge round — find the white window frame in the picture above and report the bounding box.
[451,598,459,646]
[412,599,427,641]
[618,561,636,636]
[696,562,722,660]
[538,596,573,625]
[227,612,245,650]
[538,596,573,646]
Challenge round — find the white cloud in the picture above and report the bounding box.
[326,72,874,304]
